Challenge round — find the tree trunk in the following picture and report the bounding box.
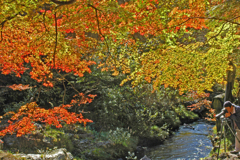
[221,61,236,135]
[236,77,240,106]
[213,94,225,132]
[224,61,236,102]
[216,61,236,132]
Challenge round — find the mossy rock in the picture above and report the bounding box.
[83,144,131,160]
[0,150,25,160]
[80,137,138,160]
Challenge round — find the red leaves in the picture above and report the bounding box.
[65,29,75,33]
[168,0,208,31]
[175,26,180,30]
[71,93,97,106]
[0,101,93,137]
[185,91,214,121]
[88,94,97,98]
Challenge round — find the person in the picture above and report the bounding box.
[222,101,240,154]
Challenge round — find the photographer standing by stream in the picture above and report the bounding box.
[220,101,240,155]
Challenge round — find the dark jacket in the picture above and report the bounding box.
[229,104,240,129]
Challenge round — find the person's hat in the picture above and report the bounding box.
[223,101,232,107]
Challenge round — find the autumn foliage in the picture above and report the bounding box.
[186,91,215,121]
[8,84,33,91]
[0,93,95,137]
[0,0,239,137]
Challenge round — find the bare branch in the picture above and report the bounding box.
[51,0,76,5]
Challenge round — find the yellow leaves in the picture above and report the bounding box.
[169,7,179,17]
[19,102,37,112]
[19,105,28,112]
[226,65,234,71]
[164,84,169,88]
[97,63,105,68]
[118,40,230,94]
[122,68,131,74]
[112,70,119,76]
[144,76,151,83]
[101,67,108,72]
[207,88,213,92]
[120,78,128,86]
[4,111,15,117]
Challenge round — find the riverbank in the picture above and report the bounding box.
[0,104,200,160]
[203,122,240,160]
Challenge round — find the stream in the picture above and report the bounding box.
[146,120,214,160]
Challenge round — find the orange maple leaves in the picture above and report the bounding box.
[0,6,96,87]
[71,93,97,106]
[186,91,215,121]
[8,84,33,91]
[168,0,208,31]
[0,92,96,137]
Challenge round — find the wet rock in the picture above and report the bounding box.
[183,123,195,130]
[15,153,42,160]
[44,148,70,160]
[14,148,73,160]
[136,146,147,158]
[140,155,151,160]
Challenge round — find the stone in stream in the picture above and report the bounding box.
[183,123,195,130]
[140,155,151,160]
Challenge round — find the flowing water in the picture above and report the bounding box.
[146,120,214,160]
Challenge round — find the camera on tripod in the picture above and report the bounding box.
[215,108,228,119]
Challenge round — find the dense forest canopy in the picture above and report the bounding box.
[0,0,240,136]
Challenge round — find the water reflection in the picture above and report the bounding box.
[146,120,214,160]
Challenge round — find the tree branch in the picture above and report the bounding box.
[51,0,76,5]
[0,12,20,42]
[87,4,119,66]
[53,12,58,69]
[206,22,228,43]
[189,16,240,26]
[87,4,109,52]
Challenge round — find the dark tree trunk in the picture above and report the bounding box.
[236,78,240,106]
[215,61,236,132]
[224,61,236,103]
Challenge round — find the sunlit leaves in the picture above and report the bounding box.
[8,84,34,91]
[0,99,94,137]
[1,0,240,138]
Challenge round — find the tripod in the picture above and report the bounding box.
[217,116,240,159]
